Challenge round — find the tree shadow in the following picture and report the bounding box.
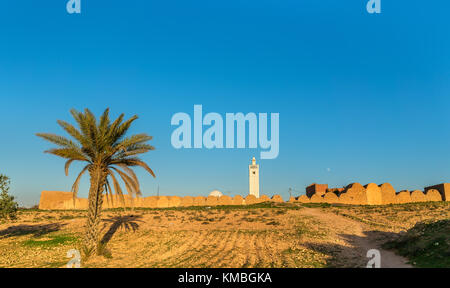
[100,214,143,245]
[0,223,67,239]
[303,230,402,268]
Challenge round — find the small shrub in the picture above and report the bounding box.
[0,174,18,220]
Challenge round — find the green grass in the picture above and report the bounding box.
[384,219,450,268]
[22,233,79,248]
[332,201,449,212]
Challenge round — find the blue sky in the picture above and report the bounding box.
[0,1,449,206]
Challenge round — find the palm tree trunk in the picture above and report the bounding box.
[85,165,107,252]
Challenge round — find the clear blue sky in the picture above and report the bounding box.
[1,1,449,206]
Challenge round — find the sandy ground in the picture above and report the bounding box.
[300,207,411,268]
[0,202,448,268]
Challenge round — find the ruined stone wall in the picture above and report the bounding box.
[306,183,447,205]
[39,191,75,210]
[39,182,449,210]
[38,191,283,210]
[425,183,450,201]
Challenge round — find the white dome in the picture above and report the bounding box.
[209,190,223,197]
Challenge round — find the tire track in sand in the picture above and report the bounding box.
[167,230,212,267]
[178,230,226,267]
[300,207,412,268]
[151,230,208,267]
[205,231,238,267]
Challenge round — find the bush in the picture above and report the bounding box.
[0,174,18,220]
[384,219,450,268]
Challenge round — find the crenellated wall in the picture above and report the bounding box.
[38,191,286,210]
[299,182,448,205]
[38,182,449,210]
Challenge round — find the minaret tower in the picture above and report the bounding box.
[249,157,260,198]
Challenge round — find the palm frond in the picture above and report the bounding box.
[57,120,87,146]
[36,133,80,149]
[114,134,153,150]
[45,148,89,161]
[108,171,126,206]
[114,163,140,191]
[65,159,78,176]
[106,113,125,142]
[110,158,155,178]
[71,165,91,198]
[112,115,138,143]
[110,167,140,196]
[105,179,114,206]
[99,108,110,134]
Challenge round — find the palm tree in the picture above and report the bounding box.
[36,108,155,254]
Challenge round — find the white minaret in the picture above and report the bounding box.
[249,157,260,198]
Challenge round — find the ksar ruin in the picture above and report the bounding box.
[38,182,450,210]
[38,158,450,210]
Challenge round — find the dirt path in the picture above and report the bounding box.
[300,207,412,268]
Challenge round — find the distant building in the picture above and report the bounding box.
[209,190,223,197]
[306,183,328,198]
[249,157,260,198]
[424,183,450,201]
